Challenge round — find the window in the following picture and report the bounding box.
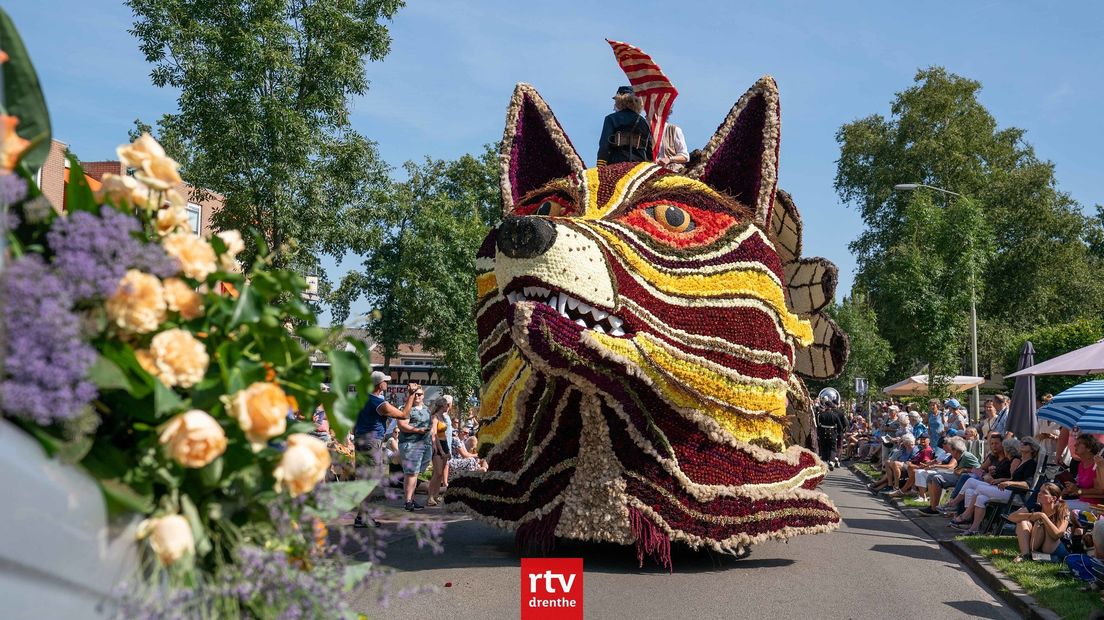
[186,203,202,235]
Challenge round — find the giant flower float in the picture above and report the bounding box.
[447,73,850,568]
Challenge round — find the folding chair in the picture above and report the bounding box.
[981,453,1050,535]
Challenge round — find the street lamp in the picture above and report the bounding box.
[894,182,981,421]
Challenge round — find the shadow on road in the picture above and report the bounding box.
[869,543,951,563]
[374,519,796,575]
[943,600,1009,619]
[842,517,918,536]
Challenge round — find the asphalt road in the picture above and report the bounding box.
[346,469,1021,620]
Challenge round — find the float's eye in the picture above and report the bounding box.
[650,204,694,232]
[534,200,563,216]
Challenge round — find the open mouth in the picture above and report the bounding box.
[506,285,627,337]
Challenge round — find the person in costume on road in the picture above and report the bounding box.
[597,85,654,166]
[815,387,846,470]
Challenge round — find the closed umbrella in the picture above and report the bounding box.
[1007,341,1037,439]
[1036,379,1104,428]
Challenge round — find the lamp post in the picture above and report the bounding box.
[893,183,981,422]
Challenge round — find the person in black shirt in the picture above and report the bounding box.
[597,86,654,166]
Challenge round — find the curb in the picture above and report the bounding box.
[847,464,1060,620]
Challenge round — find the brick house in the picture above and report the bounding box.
[36,138,223,235]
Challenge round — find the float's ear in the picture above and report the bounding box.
[687,76,780,226]
[500,83,585,214]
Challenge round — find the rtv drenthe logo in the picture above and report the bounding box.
[521,558,583,619]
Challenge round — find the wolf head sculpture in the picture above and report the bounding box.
[447,77,849,567]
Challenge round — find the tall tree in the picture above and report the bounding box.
[817,292,894,401]
[329,146,500,403]
[127,0,402,273]
[836,67,1104,380]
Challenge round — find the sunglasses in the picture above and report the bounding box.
[414,392,425,396]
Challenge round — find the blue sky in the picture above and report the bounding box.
[9,1,1103,325]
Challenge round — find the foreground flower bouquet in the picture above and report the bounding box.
[0,12,434,617]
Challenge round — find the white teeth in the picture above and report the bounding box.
[535,286,549,296]
[592,308,608,321]
[610,326,625,337]
[593,324,605,334]
[507,292,517,303]
[575,318,587,328]
[549,295,558,309]
[557,295,567,314]
[608,316,623,330]
[577,301,592,315]
[567,297,578,310]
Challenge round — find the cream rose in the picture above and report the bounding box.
[149,328,209,388]
[136,514,194,567]
[162,232,217,281]
[135,154,182,191]
[95,173,150,210]
[273,434,331,497]
[216,230,245,271]
[156,205,190,237]
[117,132,166,169]
[223,382,288,450]
[159,410,226,468]
[105,270,166,334]
[163,278,204,320]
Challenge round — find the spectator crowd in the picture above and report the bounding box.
[840,393,1104,594]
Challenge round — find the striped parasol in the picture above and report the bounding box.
[1036,379,1104,429]
[607,39,678,160]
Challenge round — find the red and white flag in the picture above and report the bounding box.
[606,39,678,160]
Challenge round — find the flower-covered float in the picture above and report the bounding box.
[447,66,850,567]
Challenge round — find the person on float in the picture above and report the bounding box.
[597,86,653,166]
[656,112,689,172]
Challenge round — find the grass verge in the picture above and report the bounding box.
[959,535,1101,619]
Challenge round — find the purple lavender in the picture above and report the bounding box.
[0,173,28,205]
[47,206,178,301]
[0,254,97,423]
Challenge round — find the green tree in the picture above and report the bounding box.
[329,146,500,403]
[819,292,894,400]
[836,67,1104,381]
[126,0,403,274]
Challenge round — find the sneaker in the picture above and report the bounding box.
[353,516,380,528]
[827,463,835,472]
[426,498,440,507]
[949,522,971,531]
[404,501,424,512]
[960,530,981,536]
[885,490,904,498]
[936,505,957,514]
[918,507,940,516]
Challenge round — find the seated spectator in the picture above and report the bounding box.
[940,434,1016,515]
[909,412,928,441]
[1063,435,1104,513]
[883,432,953,498]
[869,433,917,493]
[950,438,1039,535]
[886,434,940,499]
[919,437,981,515]
[1066,518,1104,585]
[1008,482,1070,563]
[448,432,489,482]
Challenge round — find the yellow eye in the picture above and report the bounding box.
[652,204,692,232]
[535,200,564,217]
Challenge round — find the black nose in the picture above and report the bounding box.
[496,216,557,259]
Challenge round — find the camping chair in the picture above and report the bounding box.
[980,453,1050,535]
[965,438,985,462]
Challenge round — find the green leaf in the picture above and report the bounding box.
[229,285,261,327]
[88,354,133,393]
[308,480,377,522]
[0,8,51,172]
[100,479,154,515]
[154,381,184,418]
[180,495,213,557]
[64,155,97,213]
[343,561,374,592]
[296,326,328,346]
[199,456,224,488]
[327,350,362,393]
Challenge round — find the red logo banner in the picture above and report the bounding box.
[520,558,583,619]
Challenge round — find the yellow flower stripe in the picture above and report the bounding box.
[592,332,784,445]
[649,174,729,203]
[584,162,653,218]
[590,225,813,345]
[476,272,498,299]
[478,351,525,443]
